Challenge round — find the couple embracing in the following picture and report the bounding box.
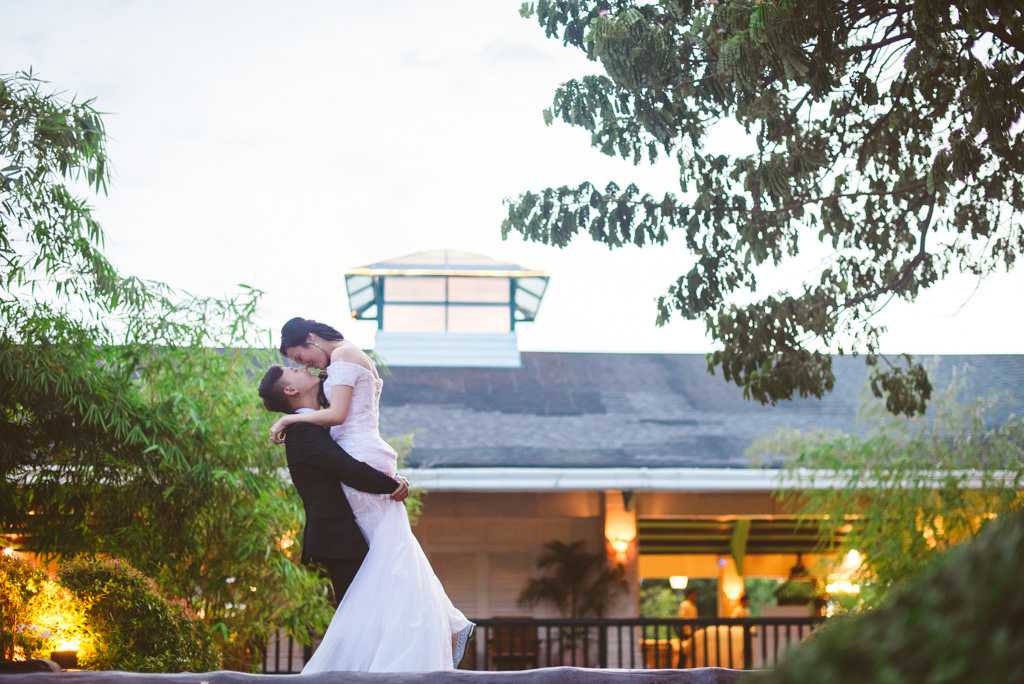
[258,317,474,673]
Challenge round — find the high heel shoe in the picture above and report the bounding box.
[453,622,475,668]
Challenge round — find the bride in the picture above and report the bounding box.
[269,317,474,672]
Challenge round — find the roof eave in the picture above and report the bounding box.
[404,467,783,492]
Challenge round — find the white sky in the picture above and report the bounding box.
[3,0,1022,355]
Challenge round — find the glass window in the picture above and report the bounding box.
[346,274,374,292]
[447,306,510,333]
[348,286,376,312]
[516,277,548,297]
[448,277,510,303]
[354,303,377,320]
[383,305,446,332]
[384,277,446,303]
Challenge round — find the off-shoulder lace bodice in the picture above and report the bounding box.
[322,359,397,482]
[323,361,384,436]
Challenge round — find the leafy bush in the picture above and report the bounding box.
[57,556,221,672]
[639,584,678,618]
[743,577,780,617]
[749,510,1024,683]
[638,578,719,618]
[1,554,220,671]
[773,579,816,606]
[0,553,92,662]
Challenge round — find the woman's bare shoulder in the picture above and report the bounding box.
[331,341,373,371]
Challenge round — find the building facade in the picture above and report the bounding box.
[351,249,1024,622]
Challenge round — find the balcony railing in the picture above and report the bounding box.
[264,616,824,673]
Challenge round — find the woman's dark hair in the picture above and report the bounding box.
[279,317,344,357]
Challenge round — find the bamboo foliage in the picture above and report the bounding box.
[0,71,334,671]
[752,366,1024,605]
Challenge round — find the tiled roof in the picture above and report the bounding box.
[378,353,1024,469]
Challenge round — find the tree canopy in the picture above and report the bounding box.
[505,1,1024,415]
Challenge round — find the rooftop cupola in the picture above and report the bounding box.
[344,248,548,367]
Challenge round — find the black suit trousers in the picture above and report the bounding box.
[321,557,363,607]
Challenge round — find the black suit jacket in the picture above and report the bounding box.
[284,422,399,565]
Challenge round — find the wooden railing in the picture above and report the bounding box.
[264,616,824,673]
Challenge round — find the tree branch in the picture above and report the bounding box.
[841,33,912,56]
[842,195,936,309]
[776,89,814,141]
[985,23,1024,58]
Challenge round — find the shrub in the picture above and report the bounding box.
[639,584,679,618]
[57,556,221,672]
[749,510,1024,683]
[0,553,93,663]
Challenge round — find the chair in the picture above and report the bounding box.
[690,625,745,668]
[487,617,540,670]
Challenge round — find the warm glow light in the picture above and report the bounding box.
[825,580,861,594]
[722,575,745,601]
[53,640,79,652]
[250,586,257,592]
[278,533,295,551]
[837,549,863,574]
[919,514,946,548]
[604,491,636,564]
[2,547,15,557]
[610,537,631,563]
[669,575,688,590]
[827,549,865,593]
[604,524,636,545]
[832,549,864,577]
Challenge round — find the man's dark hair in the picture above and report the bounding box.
[279,317,344,357]
[258,365,291,413]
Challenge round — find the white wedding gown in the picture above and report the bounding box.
[301,361,471,673]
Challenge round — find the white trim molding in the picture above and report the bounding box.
[403,467,1016,493]
[404,467,785,492]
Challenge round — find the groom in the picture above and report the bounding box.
[258,364,408,605]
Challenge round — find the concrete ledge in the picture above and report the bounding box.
[0,667,746,683]
[0,660,62,674]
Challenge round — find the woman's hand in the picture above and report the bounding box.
[269,415,296,444]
